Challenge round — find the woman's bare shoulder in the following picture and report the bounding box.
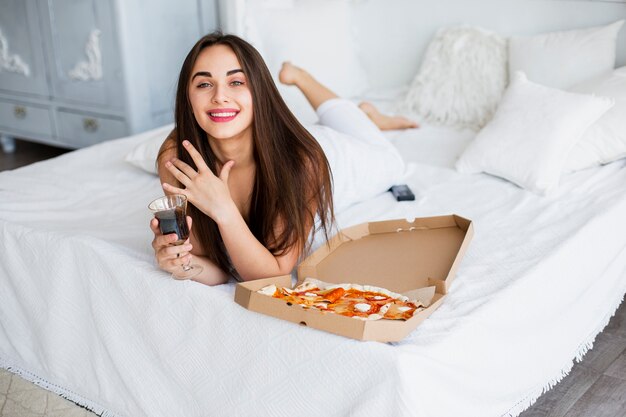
[157,131,179,187]
[158,130,177,159]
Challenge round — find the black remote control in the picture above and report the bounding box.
[389,184,415,201]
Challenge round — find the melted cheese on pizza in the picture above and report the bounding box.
[258,280,423,321]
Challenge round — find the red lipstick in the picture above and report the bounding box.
[207,108,239,123]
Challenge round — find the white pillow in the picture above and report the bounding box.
[401,26,508,130]
[242,0,369,125]
[456,72,614,195]
[564,67,626,172]
[509,20,624,90]
[124,124,173,175]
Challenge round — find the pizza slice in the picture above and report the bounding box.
[257,278,425,321]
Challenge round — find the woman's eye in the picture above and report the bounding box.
[198,82,212,88]
[230,80,244,86]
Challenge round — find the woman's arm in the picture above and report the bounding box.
[217,208,304,280]
[153,134,231,285]
[162,140,313,281]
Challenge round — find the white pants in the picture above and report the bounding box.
[307,98,406,213]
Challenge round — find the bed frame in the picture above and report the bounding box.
[218,0,626,89]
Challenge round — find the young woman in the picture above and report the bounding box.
[150,32,417,286]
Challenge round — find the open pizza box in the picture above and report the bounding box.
[234,214,473,342]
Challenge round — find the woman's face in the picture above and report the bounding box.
[188,44,254,142]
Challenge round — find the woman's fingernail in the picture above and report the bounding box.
[183,140,189,146]
[165,161,172,167]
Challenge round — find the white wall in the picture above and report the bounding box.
[216,0,247,33]
[199,0,220,34]
[353,0,626,88]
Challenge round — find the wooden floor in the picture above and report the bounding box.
[1,140,625,416]
[0,139,69,171]
[518,302,626,417]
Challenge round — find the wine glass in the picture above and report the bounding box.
[148,194,203,279]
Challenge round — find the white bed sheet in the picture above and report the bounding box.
[1,114,626,417]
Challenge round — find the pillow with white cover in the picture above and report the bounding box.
[509,20,624,90]
[564,66,626,172]
[456,72,614,195]
[242,0,369,125]
[124,124,174,175]
[400,26,508,130]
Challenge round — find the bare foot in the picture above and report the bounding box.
[359,101,419,131]
[278,62,306,86]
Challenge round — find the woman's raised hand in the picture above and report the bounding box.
[162,140,237,223]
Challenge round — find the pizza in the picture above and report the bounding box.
[257,278,424,321]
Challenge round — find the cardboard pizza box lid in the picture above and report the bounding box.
[234,214,473,342]
[298,214,473,295]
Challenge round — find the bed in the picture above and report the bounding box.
[1,106,626,416]
[2,1,626,416]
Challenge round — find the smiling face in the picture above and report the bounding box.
[188,44,254,142]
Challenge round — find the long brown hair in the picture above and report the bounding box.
[159,31,334,275]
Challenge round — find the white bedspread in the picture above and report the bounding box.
[1,120,625,417]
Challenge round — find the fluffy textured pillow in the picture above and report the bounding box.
[456,72,614,195]
[124,124,173,175]
[243,0,369,125]
[400,26,508,130]
[509,20,624,89]
[564,67,626,172]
